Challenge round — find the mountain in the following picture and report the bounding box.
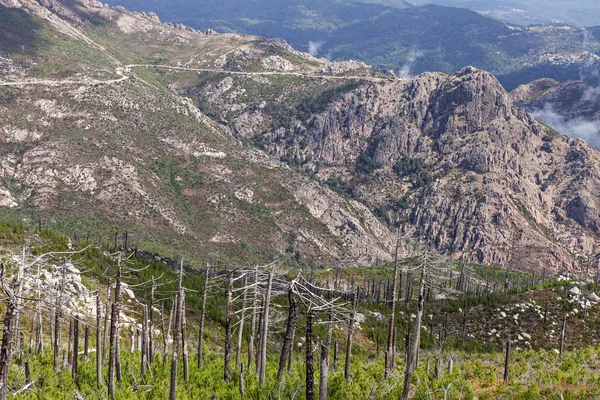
[511,79,600,148]
[1,0,599,273]
[409,0,600,27]
[0,0,400,267]
[102,0,600,91]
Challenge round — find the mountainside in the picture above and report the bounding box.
[102,0,600,91]
[409,0,600,27]
[185,60,600,272]
[511,79,600,149]
[1,0,599,273]
[0,0,401,267]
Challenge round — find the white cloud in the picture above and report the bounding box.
[532,104,600,149]
[308,40,325,57]
[398,48,423,79]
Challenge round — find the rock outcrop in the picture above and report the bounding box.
[197,66,600,272]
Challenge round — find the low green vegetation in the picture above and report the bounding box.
[1,220,600,399]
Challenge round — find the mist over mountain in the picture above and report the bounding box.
[2,2,600,400]
[512,79,600,149]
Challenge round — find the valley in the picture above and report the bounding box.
[0,1,599,399]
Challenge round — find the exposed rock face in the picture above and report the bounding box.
[0,0,20,7]
[0,0,398,266]
[199,66,600,272]
[3,0,599,272]
[511,79,600,123]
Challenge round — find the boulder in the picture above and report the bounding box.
[588,292,600,303]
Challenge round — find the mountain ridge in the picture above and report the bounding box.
[1,0,599,273]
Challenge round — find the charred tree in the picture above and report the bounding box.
[278,276,299,380]
[224,272,234,383]
[306,312,315,400]
[344,288,357,383]
[197,267,209,369]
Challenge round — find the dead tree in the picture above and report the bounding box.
[306,311,315,400]
[239,362,245,398]
[235,276,248,369]
[103,280,111,367]
[181,293,189,382]
[504,340,511,382]
[197,266,209,369]
[54,263,67,372]
[385,231,402,378]
[278,273,300,380]
[149,277,156,364]
[333,340,339,371]
[96,292,102,388]
[559,314,567,359]
[345,288,358,383]
[400,250,453,400]
[319,316,333,400]
[164,301,174,365]
[83,324,89,361]
[141,305,148,380]
[73,316,79,385]
[0,263,16,400]
[68,319,73,368]
[108,257,122,399]
[169,259,184,400]
[258,270,274,386]
[224,272,234,383]
[284,275,351,400]
[248,267,258,374]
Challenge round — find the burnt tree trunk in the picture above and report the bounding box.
[258,271,273,386]
[103,280,111,367]
[197,267,209,369]
[400,269,425,400]
[559,314,567,359]
[0,299,15,400]
[236,276,248,370]
[141,305,148,380]
[83,324,89,361]
[248,267,258,374]
[319,317,333,400]
[181,294,189,382]
[108,259,122,399]
[149,277,156,364]
[385,233,401,379]
[333,339,339,371]
[169,259,184,400]
[277,282,298,380]
[73,317,79,385]
[67,319,73,368]
[96,293,102,389]
[344,288,357,383]
[504,340,510,382]
[224,272,234,383]
[305,312,315,400]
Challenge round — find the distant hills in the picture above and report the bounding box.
[104,0,600,90]
[409,0,600,27]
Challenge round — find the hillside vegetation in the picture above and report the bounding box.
[103,0,600,90]
[0,221,600,399]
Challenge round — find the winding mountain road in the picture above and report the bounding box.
[0,63,396,88]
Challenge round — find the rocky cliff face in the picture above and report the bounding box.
[192,66,600,272]
[0,0,401,266]
[511,79,600,124]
